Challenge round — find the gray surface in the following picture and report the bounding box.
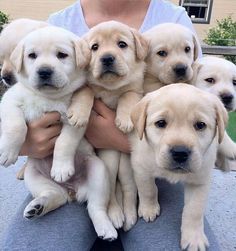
[0,157,235,250]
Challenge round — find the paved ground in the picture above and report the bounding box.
[0,157,235,250]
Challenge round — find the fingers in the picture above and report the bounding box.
[30,112,61,128]
[93,99,115,119]
[46,124,63,139]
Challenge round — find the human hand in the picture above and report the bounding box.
[85,99,131,153]
[20,112,62,159]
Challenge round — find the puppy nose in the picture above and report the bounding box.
[220,93,233,105]
[100,54,115,67]
[170,145,191,163]
[37,67,53,80]
[173,64,187,77]
[2,73,13,84]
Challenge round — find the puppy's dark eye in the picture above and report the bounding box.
[155,119,167,128]
[205,78,215,84]
[91,43,99,51]
[57,52,68,59]
[194,121,206,131]
[28,52,37,59]
[233,80,236,86]
[157,50,167,57]
[118,41,127,48]
[185,46,191,53]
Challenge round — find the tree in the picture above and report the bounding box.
[0,10,9,33]
[204,16,236,64]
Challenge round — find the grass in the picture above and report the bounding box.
[227,112,236,142]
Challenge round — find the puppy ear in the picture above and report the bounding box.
[131,98,149,140]
[192,34,199,61]
[73,38,91,69]
[190,61,202,84]
[131,29,149,61]
[214,97,228,144]
[10,41,24,73]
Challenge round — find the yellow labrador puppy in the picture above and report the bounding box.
[0,18,48,86]
[192,56,236,170]
[143,23,199,94]
[130,84,227,251]
[67,21,148,230]
[0,26,117,240]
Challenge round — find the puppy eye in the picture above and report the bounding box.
[91,43,99,51]
[185,46,191,53]
[233,80,236,86]
[155,119,167,128]
[28,52,37,59]
[57,52,68,59]
[118,41,128,49]
[194,121,206,131]
[157,51,167,57]
[205,78,215,84]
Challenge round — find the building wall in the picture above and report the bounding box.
[0,0,235,41]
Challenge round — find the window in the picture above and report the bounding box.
[179,0,213,24]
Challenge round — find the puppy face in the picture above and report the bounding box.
[10,26,89,98]
[144,23,198,84]
[193,56,236,111]
[85,21,148,90]
[131,84,227,177]
[0,18,48,86]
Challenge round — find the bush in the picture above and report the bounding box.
[0,10,9,33]
[204,16,236,64]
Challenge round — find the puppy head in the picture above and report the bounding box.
[192,56,236,111]
[144,23,199,85]
[85,21,148,90]
[10,26,89,98]
[131,84,227,177]
[0,18,48,86]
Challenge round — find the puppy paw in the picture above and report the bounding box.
[0,144,19,167]
[24,197,47,219]
[138,202,160,222]
[51,161,75,183]
[115,116,133,133]
[67,108,89,128]
[108,203,125,229]
[181,228,209,251]
[95,220,118,241]
[123,209,137,231]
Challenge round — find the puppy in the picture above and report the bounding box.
[130,84,227,251]
[143,23,199,94]
[67,21,148,230]
[0,26,117,240]
[0,18,48,86]
[192,56,236,170]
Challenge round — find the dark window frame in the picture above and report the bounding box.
[179,0,213,24]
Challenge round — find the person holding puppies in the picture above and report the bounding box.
[3,0,220,251]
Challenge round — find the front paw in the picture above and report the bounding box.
[181,228,209,251]
[67,108,89,128]
[115,116,133,133]
[50,160,75,183]
[138,202,160,222]
[0,144,19,167]
[108,202,125,229]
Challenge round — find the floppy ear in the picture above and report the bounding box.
[131,98,149,140]
[10,41,24,73]
[214,97,228,144]
[192,34,199,61]
[131,29,149,61]
[73,38,91,69]
[190,61,202,84]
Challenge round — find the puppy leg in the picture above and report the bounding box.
[134,172,160,222]
[99,149,124,229]
[24,160,70,219]
[181,183,210,251]
[116,92,142,133]
[118,153,137,231]
[16,162,26,180]
[81,155,117,241]
[51,124,86,183]
[218,132,236,161]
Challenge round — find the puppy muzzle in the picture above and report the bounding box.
[219,93,234,111]
[100,54,118,76]
[37,67,56,89]
[1,72,17,86]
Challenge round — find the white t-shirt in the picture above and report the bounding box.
[47,0,196,36]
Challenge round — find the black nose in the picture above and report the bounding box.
[170,145,191,163]
[173,64,187,77]
[2,73,13,85]
[37,67,53,80]
[220,93,233,105]
[100,54,115,67]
